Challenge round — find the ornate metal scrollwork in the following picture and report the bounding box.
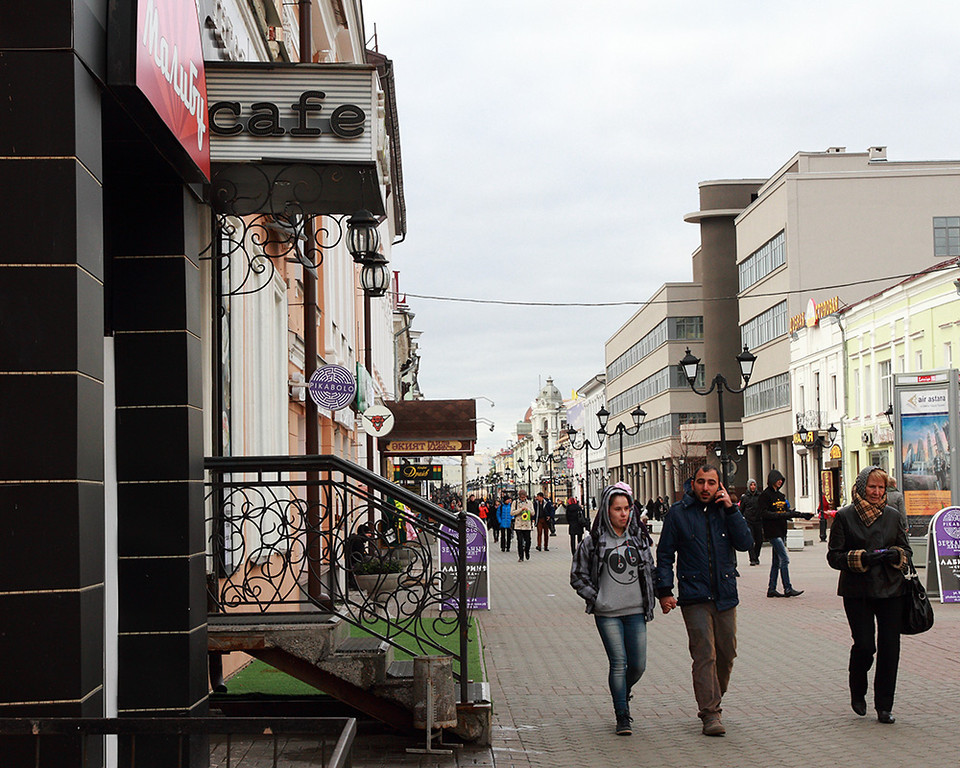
[206,466,480,666]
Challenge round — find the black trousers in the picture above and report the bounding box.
[843,595,903,712]
[748,521,763,563]
[569,531,583,554]
[516,529,531,559]
[500,527,513,551]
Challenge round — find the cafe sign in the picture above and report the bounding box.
[383,440,473,455]
[789,295,840,334]
[205,63,379,165]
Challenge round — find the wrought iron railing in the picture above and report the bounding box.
[205,455,472,702]
[0,717,356,768]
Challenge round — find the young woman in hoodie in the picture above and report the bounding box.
[570,483,656,736]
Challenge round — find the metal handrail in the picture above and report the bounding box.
[204,453,472,703]
[0,717,356,768]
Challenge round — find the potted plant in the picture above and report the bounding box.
[353,558,403,600]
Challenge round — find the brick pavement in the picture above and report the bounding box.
[481,530,960,768]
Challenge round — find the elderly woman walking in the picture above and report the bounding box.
[570,483,656,736]
[827,466,911,724]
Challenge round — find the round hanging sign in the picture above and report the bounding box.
[308,364,356,410]
[361,404,395,437]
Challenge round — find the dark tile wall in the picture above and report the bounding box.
[0,16,106,740]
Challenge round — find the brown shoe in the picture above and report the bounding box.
[702,716,726,736]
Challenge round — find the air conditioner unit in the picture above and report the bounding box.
[861,433,873,446]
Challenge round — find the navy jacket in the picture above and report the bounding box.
[655,490,754,612]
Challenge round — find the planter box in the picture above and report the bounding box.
[785,529,805,551]
[355,572,401,601]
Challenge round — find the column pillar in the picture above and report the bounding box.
[0,13,106,767]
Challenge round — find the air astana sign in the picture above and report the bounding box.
[109,0,210,181]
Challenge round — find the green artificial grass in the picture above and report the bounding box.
[222,618,484,696]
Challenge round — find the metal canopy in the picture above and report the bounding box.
[209,161,385,217]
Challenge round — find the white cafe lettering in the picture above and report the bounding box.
[142,0,207,150]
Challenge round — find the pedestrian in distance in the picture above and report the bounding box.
[818,489,834,542]
[488,495,501,541]
[827,466,911,725]
[758,469,812,597]
[565,496,588,554]
[885,475,907,529]
[645,498,657,522]
[739,478,763,565]
[512,489,535,562]
[534,492,555,551]
[655,465,753,736]
[571,482,656,736]
[497,495,513,552]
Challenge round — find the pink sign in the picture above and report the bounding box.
[136,0,210,180]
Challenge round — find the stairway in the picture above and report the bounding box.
[208,613,491,741]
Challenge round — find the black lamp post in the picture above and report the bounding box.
[597,405,646,482]
[566,419,607,515]
[535,444,557,501]
[800,421,838,512]
[516,459,534,498]
[679,344,757,488]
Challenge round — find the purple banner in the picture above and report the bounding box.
[439,513,489,611]
[932,506,960,603]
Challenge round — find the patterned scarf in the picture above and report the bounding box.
[851,465,886,527]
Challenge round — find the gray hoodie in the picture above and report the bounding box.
[570,485,656,619]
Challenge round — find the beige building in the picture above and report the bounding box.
[735,147,960,499]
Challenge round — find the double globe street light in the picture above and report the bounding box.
[597,405,647,483]
[679,345,757,488]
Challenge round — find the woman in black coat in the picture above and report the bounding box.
[565,497,588,554]
[827,466,910,724]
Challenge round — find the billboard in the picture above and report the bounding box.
[893,371,959,537]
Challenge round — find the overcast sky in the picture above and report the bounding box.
[362,0,960,459]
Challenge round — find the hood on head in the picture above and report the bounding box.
[854,465,885,499]
[766,469,785,489]
[595,483,634,537]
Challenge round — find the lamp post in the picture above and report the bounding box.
[566,420,607,515]
[596,405,647,482]
[516,459,534,498]
[679,345,757,489]
[535,444,556,501]
[799,420,838,515]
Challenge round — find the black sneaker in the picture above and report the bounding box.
[615,713,633,736]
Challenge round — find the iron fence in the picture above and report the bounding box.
[205,455,472,701]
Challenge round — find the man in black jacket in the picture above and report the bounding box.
[739,479,762,566]
[758,469,812,597]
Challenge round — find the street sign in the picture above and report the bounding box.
[361,404,395,437]
[308,364,356,410]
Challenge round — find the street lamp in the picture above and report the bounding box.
[798,420,838,518]
[884,403,894,429]
[679,344,757,488]
[566,422,606,515]
[597,405,647,482]
[535,444,557,500]
[516,459,535,498]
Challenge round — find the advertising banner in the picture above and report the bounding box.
[438,513,489,611]
[931,507,960,603]
[899,387,952,536]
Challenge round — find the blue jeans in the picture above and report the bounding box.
[595,613,647,715]
[768,536,793,591]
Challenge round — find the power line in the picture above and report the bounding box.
[391,262,960,308]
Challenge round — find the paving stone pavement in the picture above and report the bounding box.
[480,530,960,768]
[251,530,958,768]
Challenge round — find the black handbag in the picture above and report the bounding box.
[901,560,935,635]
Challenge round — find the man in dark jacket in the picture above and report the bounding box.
[534,492,555,551]
[758,469,812,597]
[655,465,753,737]
[739,479,762,566]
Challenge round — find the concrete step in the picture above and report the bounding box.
[317,636,393,690]
[208,612,347,664]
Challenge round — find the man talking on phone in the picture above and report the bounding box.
[655,464,753,737]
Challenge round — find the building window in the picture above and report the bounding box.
[743,372,790,417]
[945,342,953,367]
[863,365,872,416]
[831,374,838,410]
[916,350,923,370]
[606,316,703,381]
[741,301,788,350]
[933,216,960,257]
[879,360,892,413]
[608,364,704,415]
[897,355,905,373]
[739,230,786,292]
